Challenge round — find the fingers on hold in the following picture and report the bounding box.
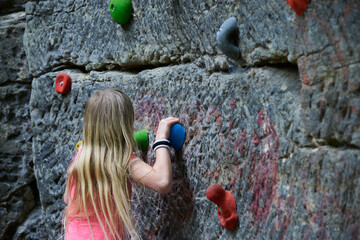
[162,116,180,124]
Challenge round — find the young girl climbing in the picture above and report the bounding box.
[63,88,180,240]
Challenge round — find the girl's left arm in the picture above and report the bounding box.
[130,117,179,194]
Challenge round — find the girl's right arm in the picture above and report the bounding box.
[130,117,180,194]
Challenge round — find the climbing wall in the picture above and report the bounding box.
[12,0,360,239]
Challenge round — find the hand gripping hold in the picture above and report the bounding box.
[168,123,186,151]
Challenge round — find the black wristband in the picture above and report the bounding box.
[152,139,171,150]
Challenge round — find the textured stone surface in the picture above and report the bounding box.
[24,0,360,76]
[29,63,359,239]
[0,12,28,83]
[0,0,29,16]
[22,0,298,75]
[12,206,47,240]
[0,11,39,240]
[0,0,358,239]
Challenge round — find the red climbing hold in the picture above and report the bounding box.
[55,73,72,94]
[206,184,238,230]
[286,0,309,16]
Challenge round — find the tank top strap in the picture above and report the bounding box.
[129,153,140,163]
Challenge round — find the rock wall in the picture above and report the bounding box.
[0,10,36,240]
[1,0,359,239]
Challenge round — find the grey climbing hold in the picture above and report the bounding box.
[216,17,240,59]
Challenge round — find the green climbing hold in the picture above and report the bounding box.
[133,129,149,152]
[109,0,132,25]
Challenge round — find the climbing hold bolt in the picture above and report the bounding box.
[216,17,240,60]
[168,123,186,151]
[134,129,149,152]
[286,0,309,16]
[206,184,238,230]
[75,140,83,151]
[109,0,133,25]
[55,73,72,94]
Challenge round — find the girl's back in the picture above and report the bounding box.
[63,88,180,240]
[65,150,139,239]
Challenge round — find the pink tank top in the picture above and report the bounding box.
[65,149,138,240]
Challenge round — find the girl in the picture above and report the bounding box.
[63,88,180,240]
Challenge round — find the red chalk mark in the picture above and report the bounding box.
[352,106,358,114]
[219,133,224,149]
[205,106,223,129]
[298,56,316,86]
[206,184,238,230]
[229,163,246,194]
[299,149,360,239]
[228,129,248,193]
[249,109,279,227]
[234,129,248,158]
[297,3,359,124]
[312,13,349,81]
[299,3,358,87]
[349,224,360,240]
[257,111,264,126]
[134,90,167,132]
[230,99,235,110]
[216,116,222,127]
[206,168,222,180]
[183,101,204,126]
[248,149,257,185]
[203,106,225,154]
[253,130,260,147]
[272,179,295,240]
[181,101,205,148]
[301,150,321,225]
[226,116,233,163]
[286,0,310,16]
[237,160,247,173]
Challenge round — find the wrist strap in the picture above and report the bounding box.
[152,139,171,151]
[154,145,170,152]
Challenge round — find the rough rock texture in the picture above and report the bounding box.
[1,0,359,239]
[12,206,47,240]
[0,0,30,16]
[23,0,360,74]
[0,11,40,240]
[30,63,359,239]
[23,0,306,75]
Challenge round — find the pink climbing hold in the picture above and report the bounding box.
[206,184,238,230]
[55,73,72,94]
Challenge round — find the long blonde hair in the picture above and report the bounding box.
[64,88,138,239]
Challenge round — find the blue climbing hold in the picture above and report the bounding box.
[168,123,186,151]
[216,17,240,59]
